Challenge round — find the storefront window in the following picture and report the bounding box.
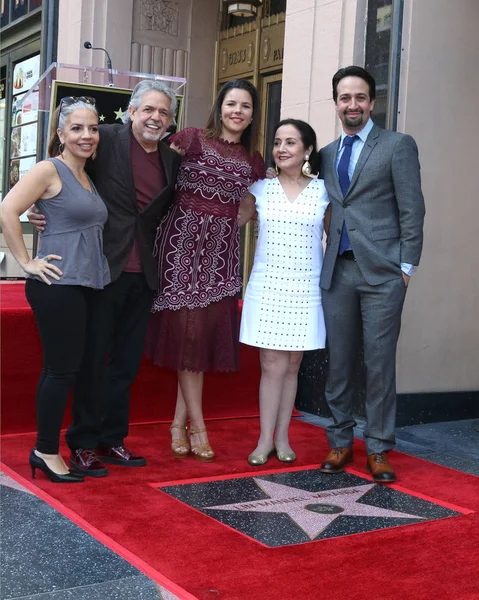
[9,54,40,196]
[12,0,28,21]
[0,67,6,198]
[1,0,42,28]
[264,0,286,17]
[1,0,11,27]
[365,0,403,129]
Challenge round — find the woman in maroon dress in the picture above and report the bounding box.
[145,79,265,462]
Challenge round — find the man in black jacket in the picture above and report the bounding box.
[33,80,180,476]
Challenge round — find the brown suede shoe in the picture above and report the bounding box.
[319,447,353,473]
[367,452,396,483]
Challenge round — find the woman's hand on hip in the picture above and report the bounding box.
[24,255,63,285]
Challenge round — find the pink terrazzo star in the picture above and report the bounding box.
[206,479,424,539]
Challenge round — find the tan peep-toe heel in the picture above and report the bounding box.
[189,427,215,462]
[170,423,190,458]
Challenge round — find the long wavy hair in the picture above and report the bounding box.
[204,79,260,155]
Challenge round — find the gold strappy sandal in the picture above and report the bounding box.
[189,427,215,463]
[170,423,190,459]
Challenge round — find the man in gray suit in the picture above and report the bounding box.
[319,66,425,482]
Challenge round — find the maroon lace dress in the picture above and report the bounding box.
[144,128,265,372]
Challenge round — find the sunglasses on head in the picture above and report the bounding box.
[57,96,97,126]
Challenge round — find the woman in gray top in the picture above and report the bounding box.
[0,97,110,483]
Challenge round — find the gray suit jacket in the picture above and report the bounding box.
[320,123,425,289]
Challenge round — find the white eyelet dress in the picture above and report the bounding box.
[240,177,330,351]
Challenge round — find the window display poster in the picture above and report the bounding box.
[9,155,38,222]
[19,122,37,156]
[12,54,41,96]
[11,91,38,126]
[9,156,36,189]
[10,126,21,159]
[10,122,37,159]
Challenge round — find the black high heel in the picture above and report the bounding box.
[29,449,84,483]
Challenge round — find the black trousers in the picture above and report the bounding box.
[25,280,96,454]
[66,272,154,450]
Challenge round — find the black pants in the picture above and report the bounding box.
[66,272,154,450]
[25,280,96,454]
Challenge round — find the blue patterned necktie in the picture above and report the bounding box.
[338,135,358,255]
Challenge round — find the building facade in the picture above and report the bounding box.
[1,0,478,410]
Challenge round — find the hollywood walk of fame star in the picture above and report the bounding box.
[113,107,124,121]
[205,479,424,540]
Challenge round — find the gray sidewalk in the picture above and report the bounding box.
[299,413,479,476]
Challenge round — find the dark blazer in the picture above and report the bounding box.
[87,123,180,291]
[320,123,425,289]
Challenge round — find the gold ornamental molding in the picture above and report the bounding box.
[262,36,271,62]
[247,41,255,66]
[219,30,256,79]
[218,20,284,81]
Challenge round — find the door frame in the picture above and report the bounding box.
[241,71,282,295]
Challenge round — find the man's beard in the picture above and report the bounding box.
[142,123,163,141]
[344,111,364,127]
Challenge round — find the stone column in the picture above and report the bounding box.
[57,0,134,76]
[282,0,364,147]
[184,0,217,127]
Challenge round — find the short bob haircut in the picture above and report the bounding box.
[204,79,260,155]
[273,118,321,177]
[332,66,376,103]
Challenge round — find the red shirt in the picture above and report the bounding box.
[124,134,166,272]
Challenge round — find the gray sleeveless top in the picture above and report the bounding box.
[29,158,110,289]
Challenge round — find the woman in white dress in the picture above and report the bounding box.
[239,119,330,466]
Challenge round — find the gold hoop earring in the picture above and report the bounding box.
[275,164,279,175]
[302,155,312,177]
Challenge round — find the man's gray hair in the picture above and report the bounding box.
[121,80,177,124]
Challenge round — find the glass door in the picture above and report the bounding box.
[241,73,282,295]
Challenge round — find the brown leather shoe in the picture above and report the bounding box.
[70,449,108,478]
[96,445,146,467]
[319,447,353,473]
[367,452,396,483]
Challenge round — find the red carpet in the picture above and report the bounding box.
[1,418,478,600]
[0,283,268,434]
